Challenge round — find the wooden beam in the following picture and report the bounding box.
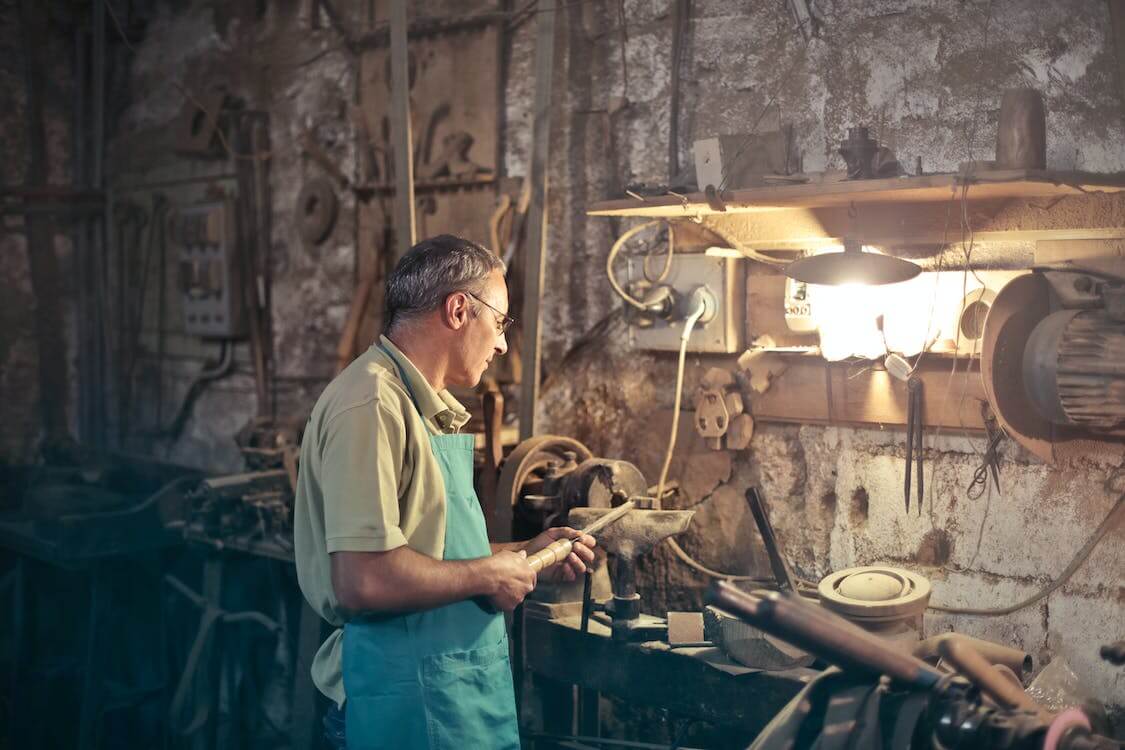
[518,0,557,441]
[390,0,415,259]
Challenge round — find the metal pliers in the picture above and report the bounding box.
[904,377,924,514]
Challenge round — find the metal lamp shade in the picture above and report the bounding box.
[785,244,922,286]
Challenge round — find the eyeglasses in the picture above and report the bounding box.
[465,291,516,335]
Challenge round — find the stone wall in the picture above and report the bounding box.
[529,0,1125,716]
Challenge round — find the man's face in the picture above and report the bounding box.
[448,269,509,388]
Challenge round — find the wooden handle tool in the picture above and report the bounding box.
[526,501,636,573]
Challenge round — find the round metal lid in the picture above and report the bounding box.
[818,566,931,621]
[784,249,921,286]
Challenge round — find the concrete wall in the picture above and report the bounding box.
[7,0,1121,719]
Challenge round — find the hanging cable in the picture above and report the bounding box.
[654,296,707,501]
[642,222,675,284]
[651,295,781,583]
[607,220,666,309]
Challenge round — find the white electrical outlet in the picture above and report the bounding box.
[624,254,745,353]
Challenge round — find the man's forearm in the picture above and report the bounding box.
[332,546,493,615]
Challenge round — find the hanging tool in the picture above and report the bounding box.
[745,487,796,594]
[526,500,635,573]
[904,377,924,515]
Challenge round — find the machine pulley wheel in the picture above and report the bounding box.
[496,435,593,509]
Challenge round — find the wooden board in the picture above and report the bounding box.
[747,355,988,432]
[355,2,503,347]
[587,170,1125,217]
[745,270,819,347]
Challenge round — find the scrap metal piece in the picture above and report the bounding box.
[704,605,814,670]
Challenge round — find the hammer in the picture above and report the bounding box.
[526,501,635,573]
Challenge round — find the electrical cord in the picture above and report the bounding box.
[697,223,787,267]
[928,494,1125,616]
[654,296,707,501]
[607,220,667,309]
[654,295,787,584]
[642,223,675,284]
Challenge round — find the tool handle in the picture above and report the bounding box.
[526,538,573,573]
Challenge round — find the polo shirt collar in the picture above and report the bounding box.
[378,335,470,432]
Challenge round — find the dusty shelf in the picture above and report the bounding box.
[586,170,1125,218]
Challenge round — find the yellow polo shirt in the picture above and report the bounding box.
[294,335,471,706]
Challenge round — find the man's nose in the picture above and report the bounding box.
[495,332,509,356]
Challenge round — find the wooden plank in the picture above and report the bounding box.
[1035,239,1125,263]
[747,356,831,423]
[355,5,503,349]
[390,0,416,258]
[587,170,1125,217]
[518,0,557,441]
[745,270,819,348]
[828,360,987,431]
[747,354,987,431]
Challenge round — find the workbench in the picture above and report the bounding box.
[522,613,814,743]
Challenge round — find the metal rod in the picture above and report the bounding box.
[708,581,943,689]
[937,636,1048,718]
[518,0,557,441]
[745,487,795,593]
[390,0,415,259]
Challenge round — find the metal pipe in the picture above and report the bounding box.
[708,581,943,689]
[937,636,1049,719]
[912,633,1032,678]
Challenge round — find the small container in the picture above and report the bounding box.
[996,88,1046,169]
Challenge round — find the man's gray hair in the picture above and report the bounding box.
[385,234,505,330]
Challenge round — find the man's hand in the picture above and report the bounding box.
[481,550,537,611]
[525,527,597,583]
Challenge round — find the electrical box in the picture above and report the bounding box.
[173,201,244,338]
[625,254,745,353]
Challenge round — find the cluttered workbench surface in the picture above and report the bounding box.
[523,612,814,737]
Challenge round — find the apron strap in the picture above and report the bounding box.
[377,342,425,419]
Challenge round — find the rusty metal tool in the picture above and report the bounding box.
[525,500,635,573]
[569,504,695,640]
[745,487,795,593]
[905,377,924,514]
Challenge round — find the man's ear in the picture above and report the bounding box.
[444,291,471,331]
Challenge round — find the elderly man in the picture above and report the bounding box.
[295,234,595,750]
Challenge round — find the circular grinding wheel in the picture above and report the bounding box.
[980,273,1056,462]
[296,178,338,244]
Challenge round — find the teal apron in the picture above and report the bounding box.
[342,346,521,750]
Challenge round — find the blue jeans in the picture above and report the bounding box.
[323,702,346,750]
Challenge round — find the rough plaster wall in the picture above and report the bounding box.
[110,0,356,471]
[530,0,1125,714]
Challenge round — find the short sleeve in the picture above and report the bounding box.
[321,400,409,553]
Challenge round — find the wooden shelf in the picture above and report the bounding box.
[587,170,1125,218]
